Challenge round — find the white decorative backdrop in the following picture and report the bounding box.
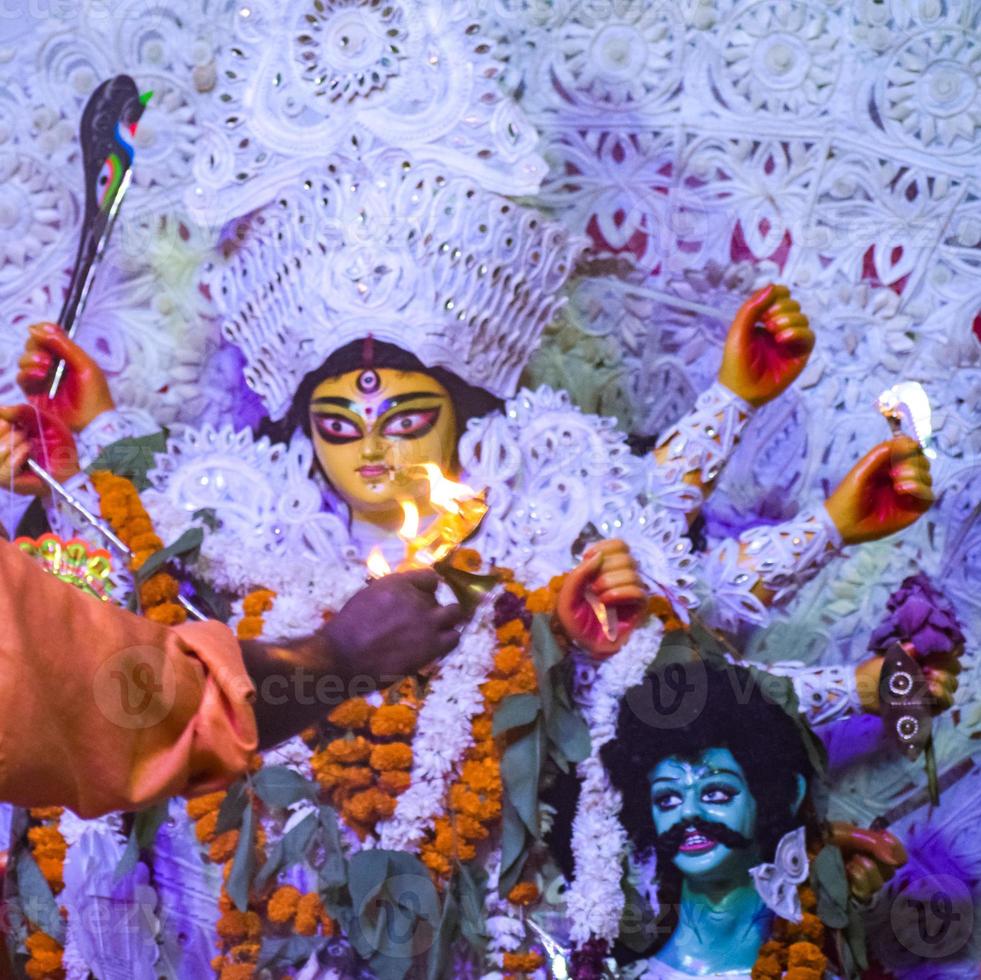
[0,1,978,976]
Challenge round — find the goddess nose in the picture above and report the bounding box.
[362,432,386,460]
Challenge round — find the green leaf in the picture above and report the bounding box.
[656,627,701,670]
[493,693,541,735]
[347,850,392,958]
[618,871,660,953]
[135,526,203,583]
[115,803,168,881]
[426,879,459,980]
[368,952,413,980]
[318,805,348,890]
[530,615,564,716]
[813,844,850,929]
[258,934,325,970]
[226,804,257,912]
[845,904,869,973]
[254,812,318,891]
[283,812,317,863]
[87,430,169,490]
[925,734,940,806]
[254,838,285,894]
[192,507,220,531]
[215,779,249,834]
[456,863,489,954]
[545,703,591,767]
[189,575,231,622]
[501,723,544,836]
[15,850,64,942]
[384,852,442,924]
[348,850,440,967]
[497,794,532,898]
[253,766,318,808]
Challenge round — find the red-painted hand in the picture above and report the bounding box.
[0,404,80,495]
[555,539,648,659]
[718,284,815,407]
[17,322,115,433]
[825,436,934,545]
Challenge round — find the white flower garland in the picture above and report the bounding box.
[481,844,526,978]
[565,621,666,944]
[375,593,501,851]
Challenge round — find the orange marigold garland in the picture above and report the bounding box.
[90,471,187,626]
[22,808,67,980]
[418,577,562,886]
[311,686,419,840]
[750,885,829,980]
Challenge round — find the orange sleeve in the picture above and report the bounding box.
[0,540,257,817]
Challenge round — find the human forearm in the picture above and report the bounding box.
[239,632,361,749]
[0,542,256,816]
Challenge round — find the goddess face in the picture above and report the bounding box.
[309,367,458,520]
[649,747,761,885]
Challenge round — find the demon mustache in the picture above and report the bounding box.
[654,816,754,859]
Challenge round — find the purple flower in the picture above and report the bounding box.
[493,589,532,629]
[569,938,610,980]
[869,573,965,656]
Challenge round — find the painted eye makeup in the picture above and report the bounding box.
[380,406,442,440]
[312,413,363,444]
[652,790,683,812]
[701,783,739,805]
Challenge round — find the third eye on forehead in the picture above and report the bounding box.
[311,391,442,422]
[650,754,746,786]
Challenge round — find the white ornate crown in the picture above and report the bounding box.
[183,0,586,418]
[204,147,586,418]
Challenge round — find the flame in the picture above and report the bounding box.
[398,498,421,541]
[418,462,478,515]
[390,462,489,570]
[366,546,392,578]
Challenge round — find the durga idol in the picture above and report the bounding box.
[0,141,945,977]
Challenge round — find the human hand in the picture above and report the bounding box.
[0,404,80,495]
[323,569,465,679]
[825,436,933,546]
[829,822,907,903]
[17,322,115,432]
[855,647,961,716]
[718,284,815,407]
[555,539,648,658]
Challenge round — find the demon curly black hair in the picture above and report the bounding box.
[601,659,814,867]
